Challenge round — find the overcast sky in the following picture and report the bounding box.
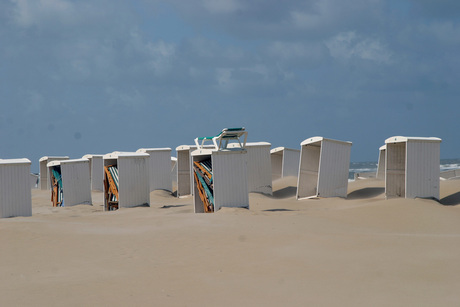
[1,0,459,172]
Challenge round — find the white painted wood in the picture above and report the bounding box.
[385,136,441,199]
[270,147,300,180]
[376,145,386,180]
[136,148,172,192]
[191,148,249,212]
[175,145,214,197]
[82,154,104,191]
[229,142,272,195]
[47,158,92,207]
[0,158,32,218]
[297,137,352,199]
[103,152,150,209]
[171,156,177,186]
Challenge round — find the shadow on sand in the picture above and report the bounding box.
[272,186,297,199]
[263,208,295,212]
[440,191,460,206]
[347,187,385,200]
[160,204,187,209]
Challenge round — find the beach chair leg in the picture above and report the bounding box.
[213,137,219,150]
[52,185,57,207]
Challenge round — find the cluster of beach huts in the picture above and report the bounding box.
[0,128,446,218]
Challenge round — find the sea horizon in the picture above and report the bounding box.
[348,158,460,180]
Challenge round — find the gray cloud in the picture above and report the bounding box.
[1,0,460,171]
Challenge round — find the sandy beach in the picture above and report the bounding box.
[2,177,460,306]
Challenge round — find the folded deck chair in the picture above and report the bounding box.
[104,165,119,210]
[194,169,214,213]
[193,159,214,212]
[194,127,248,150]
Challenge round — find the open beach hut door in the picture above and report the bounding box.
[297,137,352,200]
[270,147,300,180]
[385,136,441,200]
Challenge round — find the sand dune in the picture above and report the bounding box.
[1,178,460,306]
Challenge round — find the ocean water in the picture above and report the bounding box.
[348,158,460,180]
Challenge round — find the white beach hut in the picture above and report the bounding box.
[385,136,441,200]
[47,158,92,207]
[270,147,300,180]
[376,145,386,180]
[136,148,172,192]
[103,152,150,210]
[0,158,32,218]
[229,142,273,195]
[192,148,249,213]
[39,156,69,190]
[82,154,104,191]
[297,137,352,199]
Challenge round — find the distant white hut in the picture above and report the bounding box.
[376,145,386,180]
[297,137,352,199]
[103,152,150,210]
[0,158,32,218]
[229,142,272,195]
[175,145,214,198]
[39,156,69,190]
[82,154,104,191]
[136,148,172,192]
[30,173,39,189]
[47,158,92,207]
[270,147,300,180]
[192,147,249,213]
[385,136,441,200]
[440,169,460,180]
